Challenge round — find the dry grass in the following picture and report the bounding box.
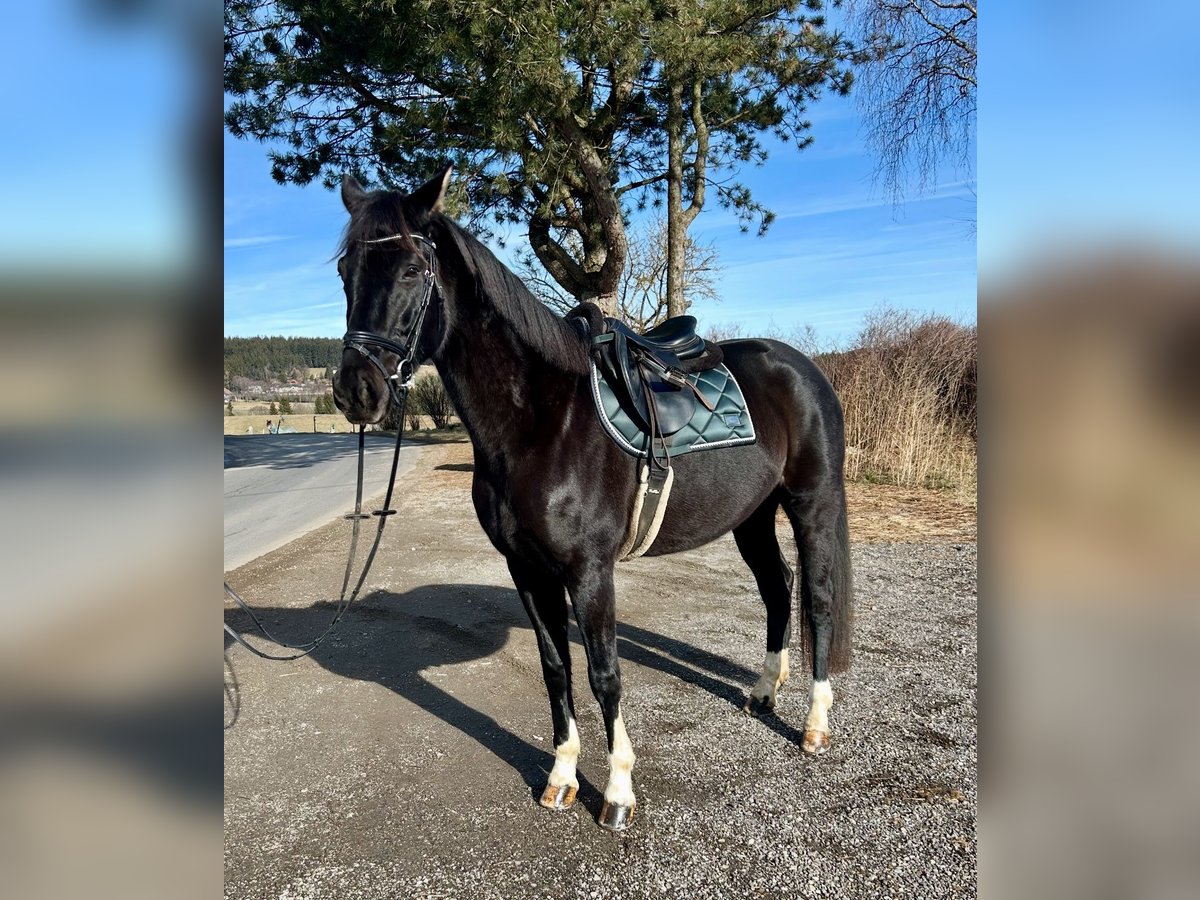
[816,308,976,500]
[223,413,360,435]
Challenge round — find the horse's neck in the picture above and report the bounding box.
[434,314,574,461]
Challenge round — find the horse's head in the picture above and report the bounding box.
[332,167,452,424]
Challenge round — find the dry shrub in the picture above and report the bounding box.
[409,373,456,429]
[379,373,456,432]
[816,307,976,495]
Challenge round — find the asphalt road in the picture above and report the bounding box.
[224,442,977,899]
[223,433,423,571]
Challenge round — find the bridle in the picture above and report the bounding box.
[342,232,441,404]
[223,230,441,661]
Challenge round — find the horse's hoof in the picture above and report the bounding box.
[598,800,636,831]
[802,729,830,754]
[742,694,775,716]
[539,782,578,810]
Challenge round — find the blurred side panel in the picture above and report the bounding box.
[0,2,219,900]
[981,0,1200,896]
[983,255,1200,899]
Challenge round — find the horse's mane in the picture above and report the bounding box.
[338,190,591,376]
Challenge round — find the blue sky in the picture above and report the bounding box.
[4,1,1197,326]
[224,87,977,347]
[216,0,1189,338]
[0,5,193,274]
[979,2,1200,280]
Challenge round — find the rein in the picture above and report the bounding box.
[223,232,439,661]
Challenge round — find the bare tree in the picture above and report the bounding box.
[519,217,721,332]
[616,218,721,331]
[847,1,976,203]
[703,321,746,342]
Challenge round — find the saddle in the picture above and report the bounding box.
[575,307,725,445]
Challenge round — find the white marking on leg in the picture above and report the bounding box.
[750,651,786,706]
[603,708,637,807]
[778,648,790,685]
[548,718,580,788]
[805,679,833,735]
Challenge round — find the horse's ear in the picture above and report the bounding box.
[409,165,453,214]
[341,174,368,212]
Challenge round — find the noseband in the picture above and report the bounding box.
[342,232,440,403]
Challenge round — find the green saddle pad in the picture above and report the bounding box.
[589,362,757,459]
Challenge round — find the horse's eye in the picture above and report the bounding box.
[404,265,421,279]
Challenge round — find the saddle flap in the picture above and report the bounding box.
[642,369,698,434]
[607,329,697,436]
[604,328,650,428]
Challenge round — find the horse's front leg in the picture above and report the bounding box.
[569,563,637,831]
[507,558,579,809]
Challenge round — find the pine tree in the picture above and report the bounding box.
[269,400,278,416]
[225,2,853,312]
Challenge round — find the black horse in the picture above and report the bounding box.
[332,168,853,831]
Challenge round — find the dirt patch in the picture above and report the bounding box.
[845,481,976,543]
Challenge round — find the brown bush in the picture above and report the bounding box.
[815,307,976,495]
[409,373,456,429]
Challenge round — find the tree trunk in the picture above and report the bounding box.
[558,113,628,317]
[665,79,708,320]
[665,81,687,320]
[588,291,619,317]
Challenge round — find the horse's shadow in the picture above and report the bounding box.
[224,583,807,810]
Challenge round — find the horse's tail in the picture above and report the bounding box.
[829,492,854,672]
[796,485,854,673]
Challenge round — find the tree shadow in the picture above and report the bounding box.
[225,583,808,807]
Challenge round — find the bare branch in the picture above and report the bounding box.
[847,0,976,203]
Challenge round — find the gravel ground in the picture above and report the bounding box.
[225,442,977,899]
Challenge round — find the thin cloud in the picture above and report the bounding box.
[773,181,976,222]
[224,234,290,248]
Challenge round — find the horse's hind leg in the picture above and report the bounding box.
[508,558,580,810]
[734,495,795,715]
[782,480,854,755]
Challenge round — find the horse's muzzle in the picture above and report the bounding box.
[332,352,390,424]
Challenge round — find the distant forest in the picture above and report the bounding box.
[224,336,342,381]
